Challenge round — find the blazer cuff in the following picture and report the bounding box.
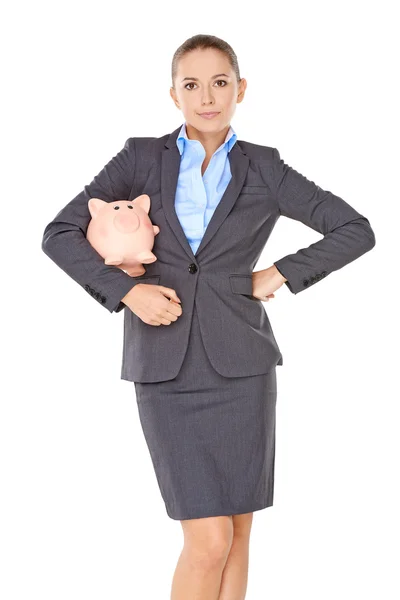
[273,259,328,295]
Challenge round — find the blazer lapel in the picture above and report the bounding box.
[161,124,250,261]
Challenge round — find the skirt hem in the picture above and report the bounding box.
[166,500,274,521]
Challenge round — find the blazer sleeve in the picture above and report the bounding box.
[41,137,139,313]
[271,148,376,294]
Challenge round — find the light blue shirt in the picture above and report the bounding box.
[175,121,238,255]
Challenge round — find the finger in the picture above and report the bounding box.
[159,286,181,303]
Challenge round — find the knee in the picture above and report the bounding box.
[181,516,234,570]
[184,537,232,570]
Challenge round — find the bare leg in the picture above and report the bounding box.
[218,512,254,600]
[170,515,234,600]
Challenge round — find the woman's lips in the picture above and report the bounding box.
[198,112,220,119]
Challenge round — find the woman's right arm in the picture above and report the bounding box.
[41,137,141,314]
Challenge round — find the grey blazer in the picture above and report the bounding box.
[41,124,376,382]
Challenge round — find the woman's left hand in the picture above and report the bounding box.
[252,265,287,301]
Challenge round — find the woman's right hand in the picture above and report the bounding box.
[121,284,182,326]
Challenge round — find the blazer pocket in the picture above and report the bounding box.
[132,274,161,284]
[241,185,269,194]
[229,274,256,297]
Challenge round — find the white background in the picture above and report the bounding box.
[1,0,398,598]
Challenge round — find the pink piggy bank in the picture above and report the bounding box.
[86,194,160,277]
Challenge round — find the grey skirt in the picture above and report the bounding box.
[134,303,278,521]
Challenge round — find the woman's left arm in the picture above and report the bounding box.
[271,148,376,295]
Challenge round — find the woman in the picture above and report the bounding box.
[42,34,376,600]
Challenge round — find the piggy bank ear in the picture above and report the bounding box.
[88,198,107,219]
[133,194,151,214]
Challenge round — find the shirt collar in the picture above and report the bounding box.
[176,121,237,156]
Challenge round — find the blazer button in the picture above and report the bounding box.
[188,263,198,274]
[303,278,309,287]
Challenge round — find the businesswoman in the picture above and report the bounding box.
[42,34,376,600]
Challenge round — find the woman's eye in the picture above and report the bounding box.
[184,80,227,90]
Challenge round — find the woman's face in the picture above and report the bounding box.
[170,48,246,133]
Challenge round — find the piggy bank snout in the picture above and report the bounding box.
[113,211,140,234]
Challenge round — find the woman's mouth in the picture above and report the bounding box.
[198,112,220,119]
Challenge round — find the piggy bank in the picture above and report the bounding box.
[86,194,160,277]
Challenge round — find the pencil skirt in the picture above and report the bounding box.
[133,303,278,521]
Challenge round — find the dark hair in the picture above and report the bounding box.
[171,34,241,89]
